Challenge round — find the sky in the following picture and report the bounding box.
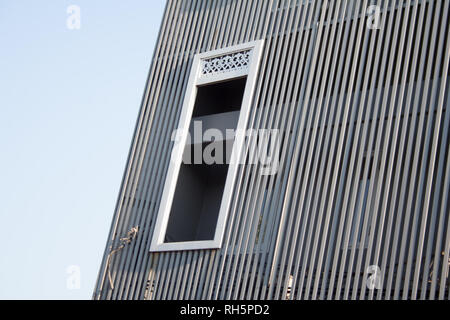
[0,0,166,299]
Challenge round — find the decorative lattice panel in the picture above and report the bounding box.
[201,50,251,76]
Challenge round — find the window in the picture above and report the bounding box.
[150,41,264,252]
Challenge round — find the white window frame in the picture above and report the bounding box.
[150,40,264,252]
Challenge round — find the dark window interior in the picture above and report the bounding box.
[164,77,247,243]
[192,77,247,117]
[165,163,229,242]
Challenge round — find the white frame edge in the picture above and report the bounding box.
[150,40,264,252]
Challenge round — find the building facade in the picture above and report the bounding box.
[94,0,450,300]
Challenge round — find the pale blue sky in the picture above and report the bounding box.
[0,0,166,299]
